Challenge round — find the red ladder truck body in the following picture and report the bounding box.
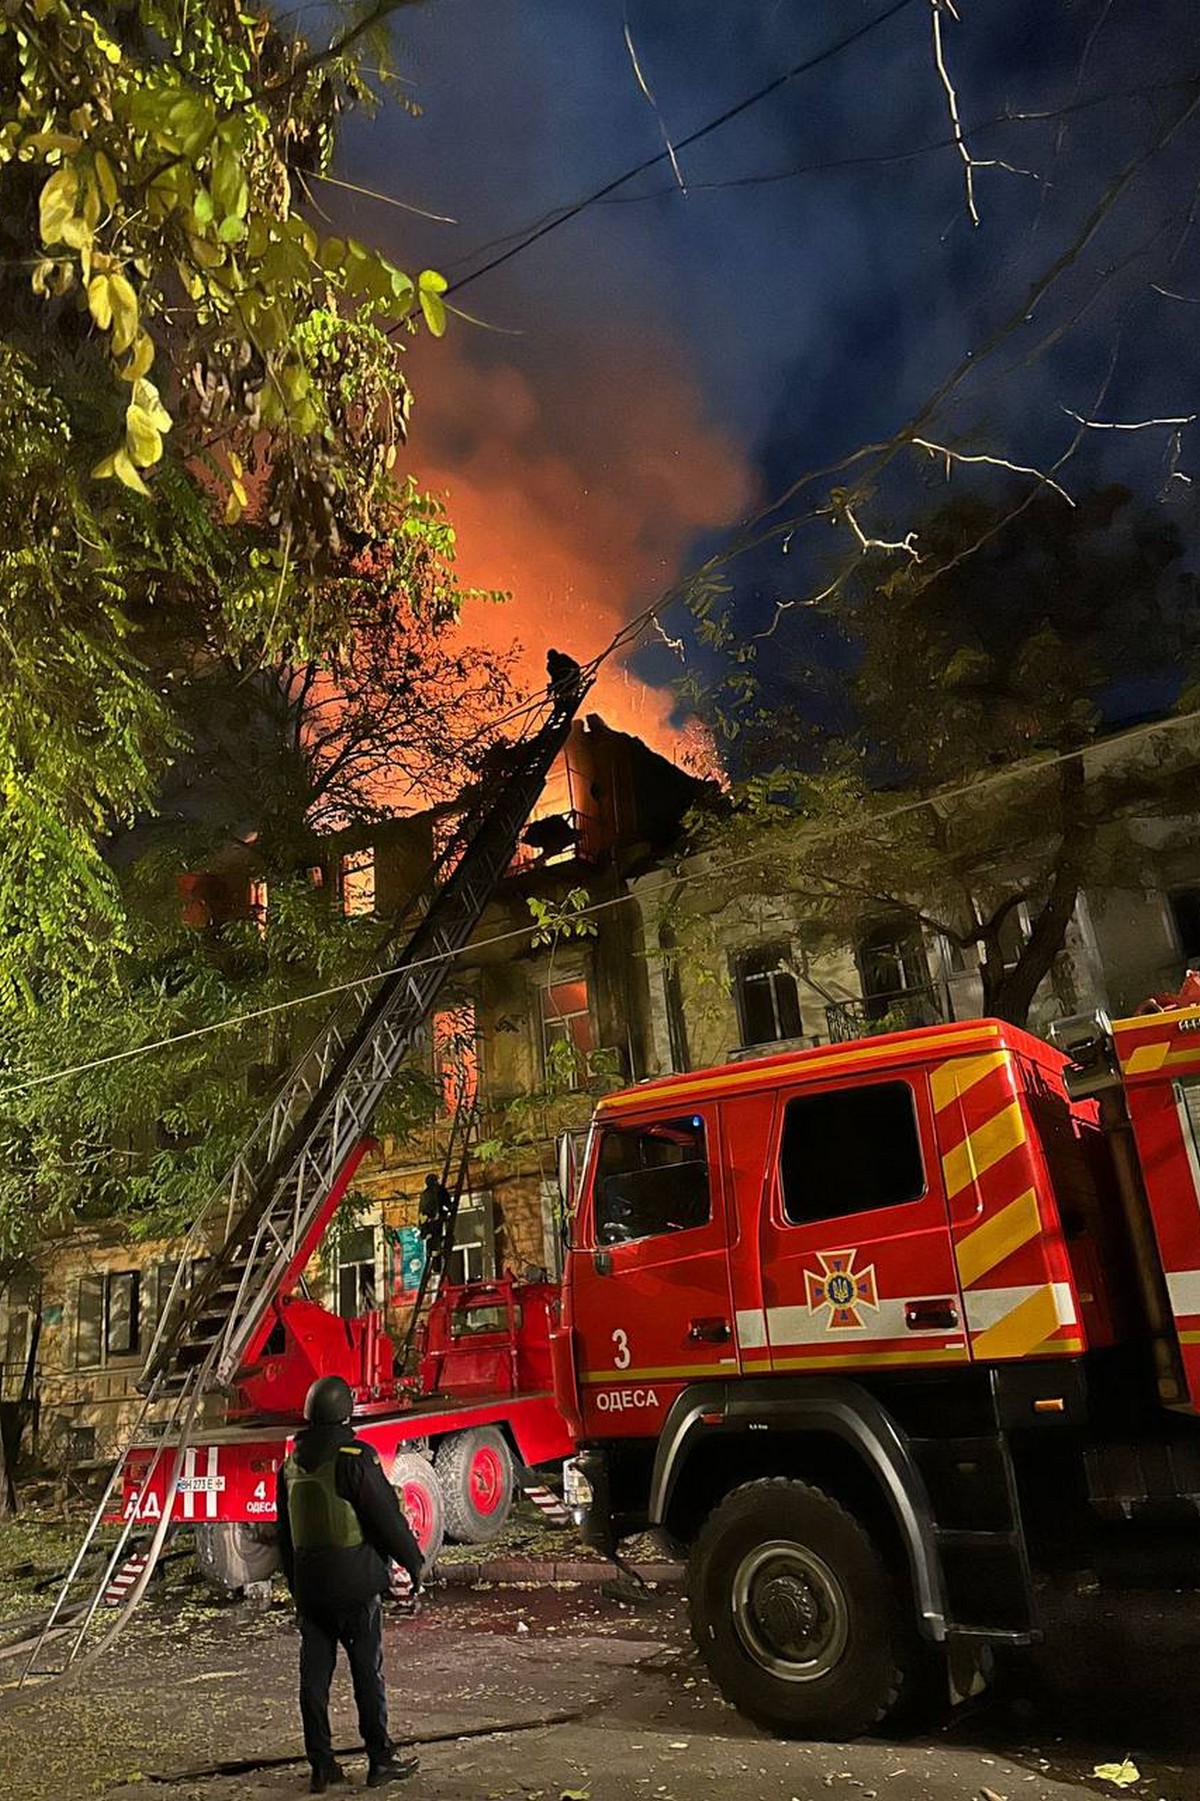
[552,1003,1200,1739]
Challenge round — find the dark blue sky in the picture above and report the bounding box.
[324,0,1200,750]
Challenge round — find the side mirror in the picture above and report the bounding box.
[555,1130,577,1245]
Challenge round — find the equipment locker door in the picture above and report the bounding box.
[569,1103,738,1440]
[758,1070,970,1375]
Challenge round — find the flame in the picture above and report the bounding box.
[404,329,753,768]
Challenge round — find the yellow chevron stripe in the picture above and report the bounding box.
[770,1345,968,1372]
[930,1050,1009,1116]
[596,1023,1003,1114]
[955,1186,1041,1287]
[941,1099,1026,1201]
[970,1284,1060,1360]
[1124,1041,1173,1074]
[580,1362,735,1384]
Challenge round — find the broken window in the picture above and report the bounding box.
[433,1003,479,1115]
[340,848,376,917]
[336,1226,378,1319]
[540,977,594,1087]
[732,943,802,1048]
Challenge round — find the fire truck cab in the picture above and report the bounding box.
[553,1011,1200,1739]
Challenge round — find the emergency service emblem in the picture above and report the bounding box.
[805,1250,879,1330]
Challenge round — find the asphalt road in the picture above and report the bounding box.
[2,1577,1199,1801]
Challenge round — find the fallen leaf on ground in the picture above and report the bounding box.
[1094,1762,1141,1788]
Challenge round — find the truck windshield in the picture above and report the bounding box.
[593,1115,710,1245]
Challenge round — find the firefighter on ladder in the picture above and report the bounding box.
[276,1375,425,1793]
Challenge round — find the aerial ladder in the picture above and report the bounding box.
[20,658,590,1681]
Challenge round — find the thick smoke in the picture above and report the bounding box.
[404,326,752,762]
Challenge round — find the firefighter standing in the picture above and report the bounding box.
[276,1375,425,1793]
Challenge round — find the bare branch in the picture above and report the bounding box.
[911,436,1075,504]
[928,0,980,226]
[843,501,920,560]
[1061,407,1197,431]
[622,11,686,194]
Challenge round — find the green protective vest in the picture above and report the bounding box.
[285,1452,364,1552]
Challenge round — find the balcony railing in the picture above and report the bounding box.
[825,988,944,1045]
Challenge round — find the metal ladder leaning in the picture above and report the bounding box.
[18,665,589,1679]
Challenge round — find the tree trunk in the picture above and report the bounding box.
[982,760,1089,1029]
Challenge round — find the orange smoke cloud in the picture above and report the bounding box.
[404,329,753,767]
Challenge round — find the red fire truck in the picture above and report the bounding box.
[552,1001,1200,1739]
[118,1271,572,1585]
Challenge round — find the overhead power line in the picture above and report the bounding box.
[5,703,1200,1105]
[405,0,922,306]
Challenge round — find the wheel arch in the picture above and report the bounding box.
[650,1378,946,1641]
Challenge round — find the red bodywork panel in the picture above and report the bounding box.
[1112,1003,1200,1412]
[417,1275,557,1401]
[115,1390,571,1529]
[563,1020,1104,1442]
[117,1273,574,1529]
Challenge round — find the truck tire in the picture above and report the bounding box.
[391,1450,445,1569]
[434,1428,514,1543]
[687,1477,918,1739]
[194,1522,280,1594]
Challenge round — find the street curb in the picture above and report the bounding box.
[433,1555,684,1587]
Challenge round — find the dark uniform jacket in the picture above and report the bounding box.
[276,1422,424,1616]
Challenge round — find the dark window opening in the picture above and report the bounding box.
[1170,888,1200,964]
[336,1227,377,1319]
[733,943,802,1048]
[75,1270,141,1366]
[780,1082,925,1225]
[594,1116,710,1245]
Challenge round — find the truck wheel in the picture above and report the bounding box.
[688,1477,917,1739]
[435,1428,514,1543]
[391,1450,445,1569]
[194,1522,280,1594]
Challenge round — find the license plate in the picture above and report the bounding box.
[562,1459,593,1511]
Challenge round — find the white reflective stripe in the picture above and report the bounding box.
[963,1281,1076,1334]
[766,1295,956,1345]
[205,1445,219,1520]
[1168,1268,1200,1316]
[735,1308,767,1349]
[182,1446,195,1521]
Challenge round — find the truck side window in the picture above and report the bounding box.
[593,1116,710,1245]
[780,1081,925,1224]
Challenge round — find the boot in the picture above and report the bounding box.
[366,1751,420,1787]
[310,1762,347,1795]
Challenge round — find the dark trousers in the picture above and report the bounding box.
[298,1597,390,1770]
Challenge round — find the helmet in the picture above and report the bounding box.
[304,1375,354,1425]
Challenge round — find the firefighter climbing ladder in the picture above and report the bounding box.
[20,662,590,1682]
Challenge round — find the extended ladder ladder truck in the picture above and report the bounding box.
[20,656,588,1683]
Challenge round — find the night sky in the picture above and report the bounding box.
[322,0,1200,759]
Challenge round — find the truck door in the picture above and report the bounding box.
[569,1104,738,1439]
[758,1070,970,1374]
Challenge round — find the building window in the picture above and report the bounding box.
[340,849,376,918]
[732,943,802,1048]
[1169,888,1200,964]
[593,1115,710,1246]
[540,977,594,1086]
[75,1270,141,1368]
[779,1082,925,1225]
[433,1003,479,1115]
[448,1197,496,1286]
[336,1227,377,1318]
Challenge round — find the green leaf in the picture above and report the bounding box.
[112,449,151,495]
[87,273,112,331]
[125,405,164,469]
[38,165,78,245]
[109,273,139,354]
[192,187,214,227]
[419,289,446,337]
[218,214,246,244]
